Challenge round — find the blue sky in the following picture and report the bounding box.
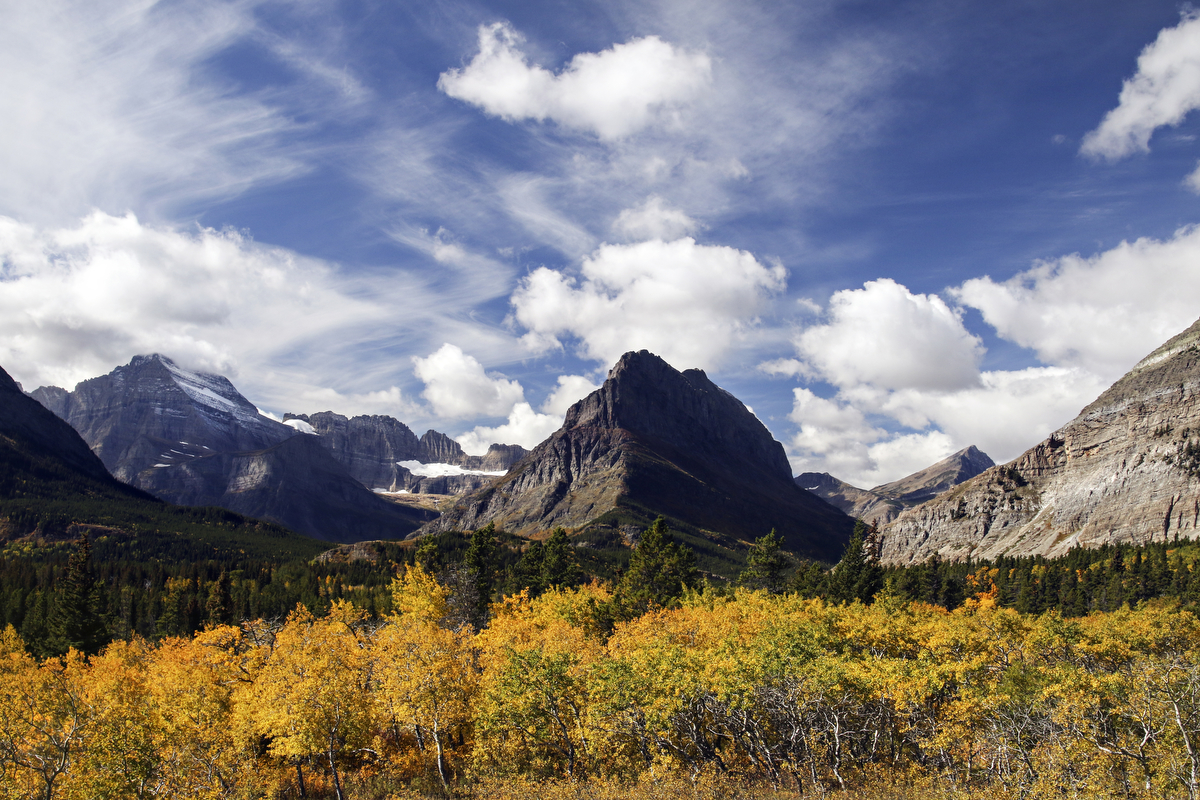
[3,0,1200,486]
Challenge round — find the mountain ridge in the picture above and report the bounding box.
[419,350,853,564]
[879,318,1200,564]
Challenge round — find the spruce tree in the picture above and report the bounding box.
[464,522,498,623]
[47,535,108,656]
[205,571,234,626]
[612,517,698,621]
[738,530,792,594]
[830,520,882,604]
[541,527,580,590]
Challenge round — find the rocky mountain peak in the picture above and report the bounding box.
[420,350,852,563]
[880,317,1200,564]
[563,350,793,481]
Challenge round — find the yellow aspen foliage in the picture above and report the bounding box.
[474,584,609,779]
[0,630,89,800]
[148,626,261,799]
[244,600,374,800]
[72,638,161,799]
[374,563,478,791]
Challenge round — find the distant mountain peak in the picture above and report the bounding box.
[421,350,852,566]
[798,445,995,526]
[880,317,1200,564]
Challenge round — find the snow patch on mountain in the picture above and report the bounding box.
[396,460,506,478]
[285,418,318,435]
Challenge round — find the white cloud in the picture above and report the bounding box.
[455,402,562,455]
[412,344,526,419]
[785,388,957,487]
[1081,11,1200,160]
[0,0,313,223]
[781,276,1118,486]
[541,375,600,416]
[612,196,699,241]
[797,279,984,392]
[438,22,712,140]
[952,225,1200,381]
[1186,161,1200,193]
[0,211,387,394]
[511,237,786,370]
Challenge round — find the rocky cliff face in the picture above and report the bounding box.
[420,350,853,561]
[33,354,292,482]
[798,447,995,526]
[880,319,1200,565]
[282,412,527,493]
[136,433,435,543]
[285,411,422,490]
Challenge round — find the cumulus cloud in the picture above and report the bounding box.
[786,388,957,487]
[511,237,786,370]
[454,401,563,455]
[781,274,1127,486]
[953,225,1200,381]
[1187,161,1200,193]
[438,22,711,140]
[1081,11,1200,160]
[612,196,699,241]
[412,344,526,419]
[0,211,388,395]
[541,375,600,416]
[796,279,984,392]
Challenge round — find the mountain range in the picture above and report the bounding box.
[29,355,434,542]
[420,350,854,564]
[13,314,1200,568]
[798,446,996,526]
[879,317,1200,564]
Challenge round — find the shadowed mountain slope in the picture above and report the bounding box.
[419,350,853,563]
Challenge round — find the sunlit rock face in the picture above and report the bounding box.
[29,355,433,542]
[418,350,853,562]
[881,318,1200,565]
[799,446,995,527]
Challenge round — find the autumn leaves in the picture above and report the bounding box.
[5,571,1200,798]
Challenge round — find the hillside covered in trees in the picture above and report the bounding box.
[8,519,1200,798]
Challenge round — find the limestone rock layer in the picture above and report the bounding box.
[881,318,1200,564]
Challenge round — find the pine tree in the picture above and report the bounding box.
[47,535,108,656]
[540,527,580,590]
[830,520,882,604]
[205,571,234,626]
[737,530,792,594]
[612,517,698,621]
[464,523,498,624]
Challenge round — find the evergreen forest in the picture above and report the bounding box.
[7,520,1200,798]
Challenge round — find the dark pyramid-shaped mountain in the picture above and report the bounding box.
[880,317,1200,564]
[30,355,434,542]
[798,445,995,525]
[420,350,853,562]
